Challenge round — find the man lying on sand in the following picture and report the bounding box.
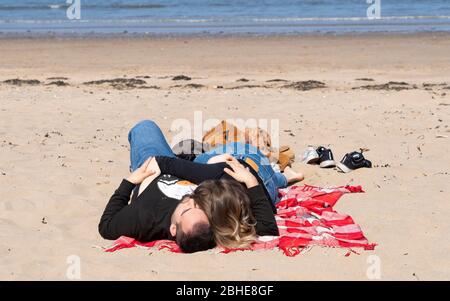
[99,120,304,253]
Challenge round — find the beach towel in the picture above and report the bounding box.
[104,184,376,256]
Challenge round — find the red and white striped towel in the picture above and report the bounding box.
[104,184,376,256]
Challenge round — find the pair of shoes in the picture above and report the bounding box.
[336,151,372,173]
[316,146,335,168]
[301,146,334,168]
[301,146,372,173]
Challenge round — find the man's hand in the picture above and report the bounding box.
[126,157,156,185]
[138,157,162,196]
[223,158,259,189]
[207,153,234,164]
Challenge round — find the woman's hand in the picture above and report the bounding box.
[207,153,234,164]
[223,158,259,189]
[126,157,157,185]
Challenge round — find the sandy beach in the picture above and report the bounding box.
[0,34,449,280]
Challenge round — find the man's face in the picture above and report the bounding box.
[170,197,209,236]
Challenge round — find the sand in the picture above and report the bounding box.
[0,34,449,280]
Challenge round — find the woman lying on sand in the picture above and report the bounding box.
[99,120,304,252]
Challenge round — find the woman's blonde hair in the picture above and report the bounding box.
[192,179,257,249]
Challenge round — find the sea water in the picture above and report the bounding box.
[1,0,450,36]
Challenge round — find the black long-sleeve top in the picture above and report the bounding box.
[98,157,279,242]
[98,178,178,242]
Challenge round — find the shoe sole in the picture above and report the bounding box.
[307,157,320,164]
[319,160,336,168]
[336,162,352,173]
[303,156,320,164]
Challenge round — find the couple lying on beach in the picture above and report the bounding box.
[98,120,304,253]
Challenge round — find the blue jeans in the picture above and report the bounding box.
[128,120,175,171]
[194,142,288,204]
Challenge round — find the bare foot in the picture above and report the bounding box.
[283,166,304,184]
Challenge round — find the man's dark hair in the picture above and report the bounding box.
[175,222,216,253]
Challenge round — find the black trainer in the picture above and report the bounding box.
[316,146,336,168]
[336,151,372,173]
